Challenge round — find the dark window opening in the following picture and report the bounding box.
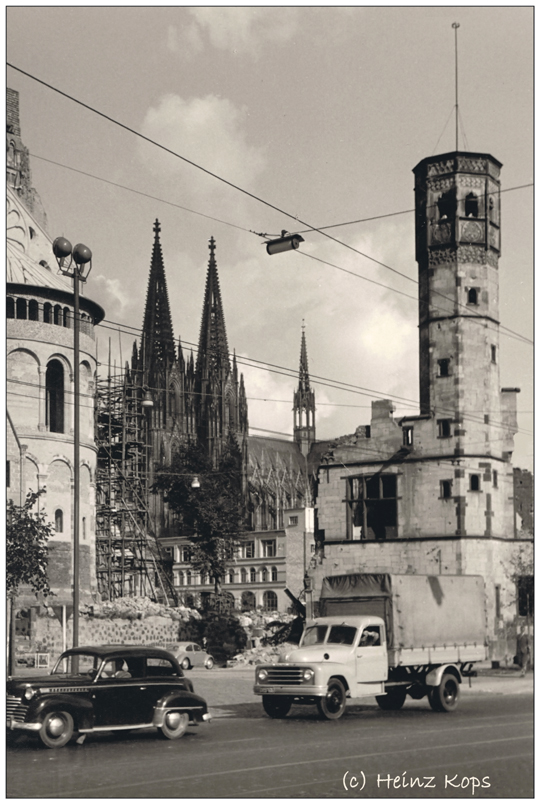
[29,300,39,321]
[7,460,11,488]
[271,566,278,582]
[7,297,14,318]
[467,288,478,305]
[437,188,456,220]
[438,358,451,377]
[348,474,397,541]
[491,345,497,363]
[470,474,480,492]
[517,576,533,617]
[241,591,256,611]
[46,359,64,433]
[53,305,61,326]
[250,567,257,583]
[465,192,479,218]
[63,307,70,328]
[438,419,452,438]
[16,298,27,319]
[55,509,63,533]
[263,591,277,611]
[403,426,413,447]
[495,585,501,619]
[441,480,452,499]
[493,470,498,488]
[43,303,52,324]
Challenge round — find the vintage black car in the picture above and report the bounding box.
[7,645,210,748]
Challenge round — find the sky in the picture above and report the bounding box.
[6,7,533,470]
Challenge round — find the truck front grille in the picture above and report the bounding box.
[264,667,305,685]
[7,695,29,723]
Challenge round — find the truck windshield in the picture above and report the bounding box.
[302,625,328,646]
[51,653,100,677]
[328,625,357,645]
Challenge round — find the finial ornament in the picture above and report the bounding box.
[208,236,216,256]
[153,219,161,236]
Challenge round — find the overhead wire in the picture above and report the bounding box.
[8,63,533,348]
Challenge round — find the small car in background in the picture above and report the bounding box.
[7,645,210,749]
[174,642,214,670]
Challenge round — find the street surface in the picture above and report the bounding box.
[7,669,533,798]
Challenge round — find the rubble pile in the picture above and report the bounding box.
[77,597,201,622]
[229,641,298,667]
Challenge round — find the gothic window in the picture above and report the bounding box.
[46,360,64,433]
[271,566,278,582]
[440,480,452,499]
[29,300,39,321]
[263,591,278,611]
[55,509,63,533]
[16,298,27,319]
[438,419,452,438]
[347,474,397,541]
[7,297,14,318]
[470,474,480,492]
[43,303,52,324]
[464,192,479,218]
[467,288,478,305]
[438,359,451,377]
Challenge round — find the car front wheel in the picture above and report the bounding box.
[159,711,190,740]
[39,710,74,749]
[262,695,292,718]
[181,657,190,670]
[317,679,347,720]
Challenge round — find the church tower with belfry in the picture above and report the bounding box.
[294,324,316,457]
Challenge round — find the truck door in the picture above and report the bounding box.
[356,625,388,683]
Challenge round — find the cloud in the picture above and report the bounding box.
[177,8,300,57]
[92,274,131,313]
[138,93,266,209]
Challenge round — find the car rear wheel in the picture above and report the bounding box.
[159,711,190,740]
[181,657,190,670]
[376,687,407,710]
[205,657,214,670]
[317,679,347,720]
[39,710,74,749]
[262,695,292,718]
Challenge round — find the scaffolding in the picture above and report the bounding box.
[94,360,176,604]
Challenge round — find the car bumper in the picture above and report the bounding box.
[254,684,327,697]
[7,717,41,733]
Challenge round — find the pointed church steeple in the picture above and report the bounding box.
[294,322,316,456]
[140,219,176,381]
[196,237,230,378]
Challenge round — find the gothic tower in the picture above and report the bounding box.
[293,324,316,456]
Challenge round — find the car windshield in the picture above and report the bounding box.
[327,625,357,645]
[51,653,101,677]
[302,625,328,646]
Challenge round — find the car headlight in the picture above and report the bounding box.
[302,669,315,682]
[257,668,268,682]
[24,686,35,701]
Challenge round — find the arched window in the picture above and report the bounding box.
[241,568,247,583]
[46,360,65,433]
[43,303,52,324]
[241,591,256,611]
[261,566,268,583]
[228,569,235,584]
[263,591,278,611]
[470,474,480,492]
[186,570,192,586]
[54,509,63,533]
[29,300,39,321]
[271,566,278,582]
[465,192,479,218]
[7,297,14,318]
[250,567,257,583]
[63,307,70,328]
[437,188,456,220]
[467,288,478,305]
[177,571,184,586]
[16,298,27,319]
[82,517,86,539]
[53,305,61,326]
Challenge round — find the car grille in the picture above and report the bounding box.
[263,667,305,685]
[7,695,29,723]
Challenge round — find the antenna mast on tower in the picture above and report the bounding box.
[452,22,460,151]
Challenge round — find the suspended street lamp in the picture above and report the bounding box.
[265,230,305,255]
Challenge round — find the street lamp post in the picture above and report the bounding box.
[52,237,93,649]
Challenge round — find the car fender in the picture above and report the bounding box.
[28,693,94,729]
[311,662,355,692]
[425,664,462,688]
[153,690,208,726]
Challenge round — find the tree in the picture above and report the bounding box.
[155,436,245,594]
[7,490,53,597]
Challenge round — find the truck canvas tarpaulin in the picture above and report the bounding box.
[319,573,486,651]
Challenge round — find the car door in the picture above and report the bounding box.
[192,644,204,667]
[93,657,151,727]
[356,625,388,684]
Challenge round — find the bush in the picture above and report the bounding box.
[200,613,248,660]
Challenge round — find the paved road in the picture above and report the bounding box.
[7,673,532,798]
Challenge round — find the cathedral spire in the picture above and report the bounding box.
[196,236,230,377]
[294,321,316,456]
[140,219,176,378]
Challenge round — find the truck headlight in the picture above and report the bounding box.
[257,668,268,682]
[24,687,35,701]
[302,669,314,682]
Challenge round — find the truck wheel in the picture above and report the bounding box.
[428,674,460,712]
[376,687,407,710]
[262,696,292,718]
[317,679,347,720]
[38,710,74,749]
[159,711,190,739]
